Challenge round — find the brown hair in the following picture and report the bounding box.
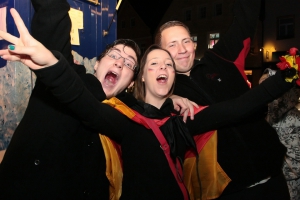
[133,44,176,101]
[154,21,191,46]
[97,39,141,79]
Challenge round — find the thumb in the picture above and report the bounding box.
[8,44,36,57]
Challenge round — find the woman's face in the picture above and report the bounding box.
[142,49,175,102]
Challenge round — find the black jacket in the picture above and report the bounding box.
[0,63,109,199]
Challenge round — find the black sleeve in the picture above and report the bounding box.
[33,51,131,142]
[187,71,293,134]
[31,0,74,65]
[210,0,261,60]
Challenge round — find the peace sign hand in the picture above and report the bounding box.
[0,8,58,70]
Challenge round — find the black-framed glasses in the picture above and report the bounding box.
[106,50,136,71]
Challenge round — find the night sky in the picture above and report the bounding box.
[126,0,173,34]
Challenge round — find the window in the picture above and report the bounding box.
[191,36,197,42]
[208,33,220,49]
[198,6,206,19]
[277,15,294,40]
[214,3,222,16]
[121,20,126,29]
[191,35,197,49]
[185,9,192,21]
[130,18,135,27]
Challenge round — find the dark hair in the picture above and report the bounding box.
[133,44,176,101]
[97,39,141,79]
[154,21,191,46]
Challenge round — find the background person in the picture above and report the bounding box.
[260,67,300,200]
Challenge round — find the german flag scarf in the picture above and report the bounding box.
[101,97,231,200]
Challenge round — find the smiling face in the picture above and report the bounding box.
[160,26,195,75]
[94,44,137,99]
[142,49,175,106]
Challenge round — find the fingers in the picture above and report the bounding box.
[173,104,180,112]
[10,8,31,40]
[0,48,21,62]
[0,30,19,45]
[191,101,199,108]
[8,45,36,57]
[182,108,189,123]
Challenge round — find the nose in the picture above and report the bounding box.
[160,64,167,70]
[114,58,124,69]
[177,43,187,53]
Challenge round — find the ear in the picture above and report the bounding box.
[94,61,99,71]
[127,81,134,89]
[142,76,145,82]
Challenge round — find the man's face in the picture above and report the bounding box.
[94,44,137,99]
[160,26,195,75]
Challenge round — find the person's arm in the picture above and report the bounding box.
[31,0,74,65]
[34,51,130,142]
[0,9,130,141]
[267,87,299,124]
[186,71,293,134]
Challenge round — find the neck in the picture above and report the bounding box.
[144,95,167,109]
[176,70,191,76]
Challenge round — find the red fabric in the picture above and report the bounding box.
[233,38,251,85]
[109,139,123,169]
[185,130,215,158]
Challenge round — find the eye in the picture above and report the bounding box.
[108,51,120,59]
[166,63,173,67]
[124,62,134,70]
[109,53,117,59]
[150,62,158,65]
[168,43,175,48]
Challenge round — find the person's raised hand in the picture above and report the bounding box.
[0,8,58,70]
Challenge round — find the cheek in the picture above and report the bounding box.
[166,48,177,58]
[187,46,195,54]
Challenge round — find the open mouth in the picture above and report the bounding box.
[156,74,168,83]
[104,71,119,86]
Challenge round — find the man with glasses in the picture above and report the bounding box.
[155,0,290,199]
[0,0,140,199]
[0,1,195,199]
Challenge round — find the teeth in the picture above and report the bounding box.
[157,74,167,79]
[108,71,118,77]
[112,71,118,76]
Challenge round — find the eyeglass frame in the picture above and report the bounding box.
[105,49,137,71]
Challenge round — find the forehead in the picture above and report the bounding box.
[147,49,172,60]
[161,26,190,44]
[112,44,137,61]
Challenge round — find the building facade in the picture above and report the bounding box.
[117,0,300,86]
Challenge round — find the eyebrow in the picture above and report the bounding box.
[148,57,172,61]
[168,37,191,44]
[111,47,137,64]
